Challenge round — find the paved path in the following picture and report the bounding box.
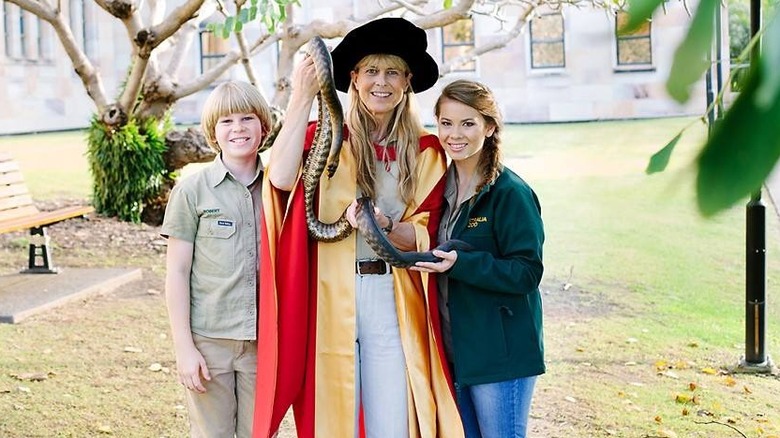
[0,267,142,323]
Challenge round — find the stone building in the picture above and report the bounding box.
[0,0,712,135]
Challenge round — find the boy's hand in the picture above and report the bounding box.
[176,344,211,394]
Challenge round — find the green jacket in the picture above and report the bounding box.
[445,166,545,386]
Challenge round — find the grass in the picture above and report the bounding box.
[1,118,779,437]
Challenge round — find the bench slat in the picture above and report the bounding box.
[0,183,30,199]
[0,170,25,186]
[0,205,94,234]
[0,205,39,223]
[0,160,21,174]
[0,193,35,212]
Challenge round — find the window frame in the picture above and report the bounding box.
[440,18,476,73]
[528,12,566,70]
[614,11,654,71]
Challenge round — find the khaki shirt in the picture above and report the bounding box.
[161,155,262,340]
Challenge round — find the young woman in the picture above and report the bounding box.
[253,18,463,438]
[414,79,546,438]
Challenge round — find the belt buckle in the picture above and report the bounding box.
[356,259,389,276]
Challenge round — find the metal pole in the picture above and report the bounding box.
[739,0,773,371]
[745,192,766,364]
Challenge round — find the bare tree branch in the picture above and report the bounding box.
[440,1,538,74]
[6,0,110,110]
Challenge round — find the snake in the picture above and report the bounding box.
[355,197,475,269]
[302,37,473,267]
[301,36,352,242]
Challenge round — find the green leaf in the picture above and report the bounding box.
[756,14,780,109]
[249,6,257,21]
[235,20,243,32]
[666,0,717,102]
[696,66,780,216]
[646,131,683,174]
[623,0,663,33]
[238,8,249,23]
[224,16,235,33]
[221,23,232,39]
[443,0,453,8]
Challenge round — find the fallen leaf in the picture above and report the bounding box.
[624,361,638,366]
[96,424,112,434]
[701,367,718,375]
[659,370,680,379]
[148,363,163,372]
[675,393,692,404]
[743,385,752,394]
[674,360,691,370]
[681,408,689,416]
[654,415,663,423]
[123,347,143,353]
[17,386,30,393]
[688,382,697,391]
[722,376,737,387]
[655,360,669,370]
[657,428,678,438]
[564,396,577,403]
[688,341,699,348]
[626,337,639,344]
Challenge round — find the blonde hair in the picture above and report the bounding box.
[346,54,425,205]
[201,81,272,152]
[434,80,503,193]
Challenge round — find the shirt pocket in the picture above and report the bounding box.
[194,217,237,277]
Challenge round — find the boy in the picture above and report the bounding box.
[161,80,271,437]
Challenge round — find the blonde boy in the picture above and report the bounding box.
[161,81,271,437]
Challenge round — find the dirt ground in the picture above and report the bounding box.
[0,203,631,437]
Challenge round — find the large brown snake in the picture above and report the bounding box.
[302,36,350,242]
[301,37,473,268]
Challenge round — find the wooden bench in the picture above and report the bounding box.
[0,152,94,274]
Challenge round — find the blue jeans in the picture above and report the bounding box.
[456,375,537,438]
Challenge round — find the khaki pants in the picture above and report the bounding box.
[186,333,257,438]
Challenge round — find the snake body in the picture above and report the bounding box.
[355,197,474,269]
[303,36,352,242]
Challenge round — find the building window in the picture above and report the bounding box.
[199,24,229,74]
[4,4,14,58]
[615,11,652,66]
[69,0,93,59]
[441,18,475,72]
[529,13,565,69]
[2,4,50,62]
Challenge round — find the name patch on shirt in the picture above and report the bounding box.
[467,216,488,228]
[217,220,233,227]
[203,208,221,215]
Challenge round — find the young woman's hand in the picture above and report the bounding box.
[411,249,458,273]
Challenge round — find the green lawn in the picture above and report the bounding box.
[1,118,779,437]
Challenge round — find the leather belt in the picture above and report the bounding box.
[356,259,391,275]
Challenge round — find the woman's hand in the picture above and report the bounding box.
[291,56,321,102]
[411,249,458,273]
[346,199,390,229]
